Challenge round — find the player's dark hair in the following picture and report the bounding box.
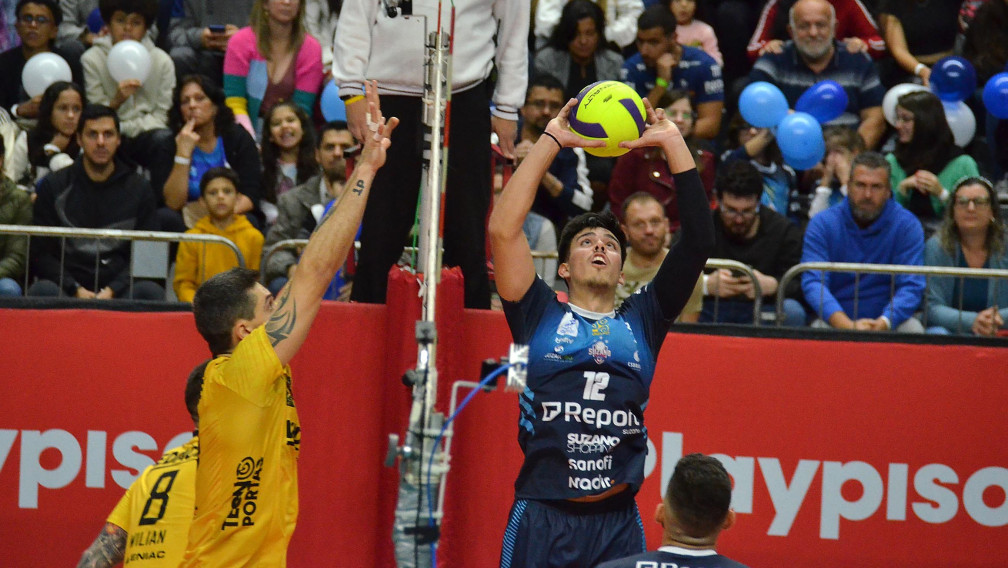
[637,4,677,36]
[667,453,733,538]
[16,0,63,27]
[558,210,627,265]
[99,0,158,29]
[185,359,211,426]
[715,159,764,200]
[77,104,119,135]
[192,268,260,357]
[199,166,240,197]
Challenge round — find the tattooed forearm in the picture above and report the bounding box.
[266,288,296,346]
[352,179,366,195]
[77,523,126,568]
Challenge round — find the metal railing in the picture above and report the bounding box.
[777,262,1008,330]
[703,258,764,324]
[0,224,245,300]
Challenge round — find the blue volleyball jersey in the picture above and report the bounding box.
[502,277,671,500]
[596,546,750,568]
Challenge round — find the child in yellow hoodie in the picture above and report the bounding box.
[173,167,263,302]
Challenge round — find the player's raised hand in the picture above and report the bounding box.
[358,80,399,168]
[618,99,681,150]
[544,98,607,150]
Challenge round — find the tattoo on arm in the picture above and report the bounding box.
[352,179,365,196]
[77,523,126,568]
[266,288,296,347]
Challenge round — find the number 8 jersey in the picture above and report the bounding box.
[502,277,671,500]
[107,437,199,566]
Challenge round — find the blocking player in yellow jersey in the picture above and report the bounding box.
[77,362,209,568]
[179,81,397,567]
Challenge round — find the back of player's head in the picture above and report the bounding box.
[558,210,628,266]
[667,453,733,538]
[192,268,260,357]
[715,160,764,200]
[185,359,210,426]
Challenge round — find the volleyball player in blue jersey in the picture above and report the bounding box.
[488,98,715,567]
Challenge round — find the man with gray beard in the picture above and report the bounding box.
[800,151,925,332]
[263,121,358,294]
[747,0,886,149]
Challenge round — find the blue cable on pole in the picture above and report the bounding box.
[425,363,511,564]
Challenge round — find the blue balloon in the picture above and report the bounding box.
[739,81,789,128]
[983,72,1008,119]
[781,149,822,171]
[930,56,977,103]
[776,111,825,167]
[320,80,347,122]
[86,8,103,33]
[795,80,848,124]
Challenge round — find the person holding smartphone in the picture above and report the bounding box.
[168,0,254,86]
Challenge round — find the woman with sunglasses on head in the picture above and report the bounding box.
[924,176,1008,336]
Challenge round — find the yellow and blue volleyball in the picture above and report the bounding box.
[568,80,646,157]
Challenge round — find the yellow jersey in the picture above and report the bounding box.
[180,327,300,567]
[107,437,199,567]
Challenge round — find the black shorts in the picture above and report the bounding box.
[499,491,645,568]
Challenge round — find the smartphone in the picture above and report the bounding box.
[208,24,226,33]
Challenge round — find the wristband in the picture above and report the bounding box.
[655,77,669,89]
[43,143,62,155]
[701,273,709,296]
[542,131,562,150]
[914,63,926,76]
[10,103,18,117]
[174,156,191,166]
[342,94,364,105]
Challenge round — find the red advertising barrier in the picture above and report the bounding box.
[1,301,1006,567]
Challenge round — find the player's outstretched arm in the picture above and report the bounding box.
[489,98,604,302]
[622,101,715,318]
[76,522,126,568]
[266,80,398,365]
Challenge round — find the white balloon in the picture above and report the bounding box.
[943,101,976,147]
[22,53,73,97]
[107,39,151,84]
[882,83,929,126]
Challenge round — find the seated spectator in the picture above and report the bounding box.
[610,89,714,232]
[222,0,324,140]
[535,0,644,52]
[808,125,864,218]
[961,0,1008,87]
[1,0,83,123]
[6,81,84,189]
[29,104,164,299]
[877,0,960,87]
[168,0,253,86]
[701,160,807,326]
[306,0,339,71]
[515,74,593,234]
[721,112,802,222]
[260,101,316,228]
[81,0,175,199]
[924,176,1008,335]
[596,453,750,568]
[746,0,884,63]
[173,167,263,303]
[801,151,925,332]
[669,0,722,65]
[748,0,886,149]
[0,135,32,297]
[162,74,262,231]
[887,90,979,235]
[621,5,724,139]
[533,0,625,102]
[56,0,104,64]
[617,191,703,320]
[263,121,355,294]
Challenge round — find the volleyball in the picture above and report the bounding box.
[568,80,646,157]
